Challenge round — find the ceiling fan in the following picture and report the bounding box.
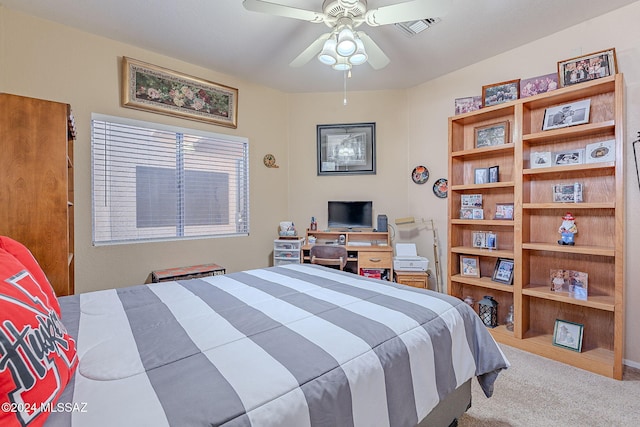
[242,0,448,71]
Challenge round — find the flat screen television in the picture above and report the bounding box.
[328,201,373,230]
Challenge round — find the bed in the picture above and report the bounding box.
[1,247,508,427]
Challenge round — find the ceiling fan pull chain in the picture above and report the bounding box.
[343,69,348,105]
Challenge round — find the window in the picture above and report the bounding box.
[91,114,249,245]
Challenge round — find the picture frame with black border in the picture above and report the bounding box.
[553,319,584,352]
[542,99,591,131]
[460,255,480,278]
[317,122,376,175]
[488,165,499,183]
[492,257,514,285]
[553,149,584,166]
[474,168,489,184]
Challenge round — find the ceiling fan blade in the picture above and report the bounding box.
[290,33,331,67]
[365,0,451,26]
[357,32,390,70]
[243,0,325,23]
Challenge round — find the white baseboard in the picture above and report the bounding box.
[624,358,640,370]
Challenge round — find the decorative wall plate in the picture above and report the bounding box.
[433,178,448,198]
[263,153,279,168]
[411,165,429,184]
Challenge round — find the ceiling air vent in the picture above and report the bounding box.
[395,18,441,37]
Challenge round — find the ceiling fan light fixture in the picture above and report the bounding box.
[336,27,356,56]
[348,38,367,65]
[332,56,352,71]
[318,38,338,65]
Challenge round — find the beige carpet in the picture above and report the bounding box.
[458,344,640,426]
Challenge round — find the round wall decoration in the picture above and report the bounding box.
[411,165,429,184]
[263,153,279,168]
[433,178,448,198]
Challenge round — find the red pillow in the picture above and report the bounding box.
[0,248,78,427]
[0,236,60,316]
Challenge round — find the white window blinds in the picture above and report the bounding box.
[91,114,249,245]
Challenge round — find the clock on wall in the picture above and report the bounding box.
[263,153,279,168]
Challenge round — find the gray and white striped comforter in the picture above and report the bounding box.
[47,264,509,427]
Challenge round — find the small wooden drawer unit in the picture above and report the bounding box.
[394,271,429,289]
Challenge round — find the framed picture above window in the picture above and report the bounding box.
[317,122,376,175]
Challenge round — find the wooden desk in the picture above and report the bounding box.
[302,230,393,280]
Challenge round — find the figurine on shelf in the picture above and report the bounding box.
[558,212,577,245]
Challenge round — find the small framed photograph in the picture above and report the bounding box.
[492,258,514,285]
[520,73,559,98]
[585,140,615,163]
[460,255,480,278]
[488,165,499,183]
[486,232,497,250]
[474,168,489,184]
[558,48,617,88]
[494,203,514,220]
[461,194,483,208]
[482,79,520,107]
[553,319,584,352]
[553,149,584,166]
[454,96,482,115]
[552,183,583,203]
[472,231,486,248]
[474,121,509,148]
[472,208,484,220]
[531,151,552,169]
[460,208,474,219]
[542,99,591,130]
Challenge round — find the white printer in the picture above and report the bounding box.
[393,243,429,272]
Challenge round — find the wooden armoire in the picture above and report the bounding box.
[0,93,75,296]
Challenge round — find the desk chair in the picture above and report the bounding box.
[310,245,348,270]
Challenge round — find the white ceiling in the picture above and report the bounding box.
[1,0,637,93]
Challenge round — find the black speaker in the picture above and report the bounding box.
[377,214,388,232]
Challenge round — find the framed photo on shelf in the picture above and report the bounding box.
[520,73,558,98]
[585,140,615,163]
[474,168,489,184]
[553,149,584,166]
[474,121,509,148]
[542,99,591,130]
[531,151,552,169]
[461,194,483,208]
[316,122,376,175]
[557,48,617,88]
[486,232,497,250]
[460,255,480,278]
[492,258,514,285]
[482,80,520,107]
[472,231,487,248]
[454,96,482,115]
[488,165,499,183]
[552,183,583,203]
[553,319,584,352]
[494,203,514,220]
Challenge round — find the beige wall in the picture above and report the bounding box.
[1,3,639,366]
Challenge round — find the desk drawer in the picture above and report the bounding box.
[358,251,392,269]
